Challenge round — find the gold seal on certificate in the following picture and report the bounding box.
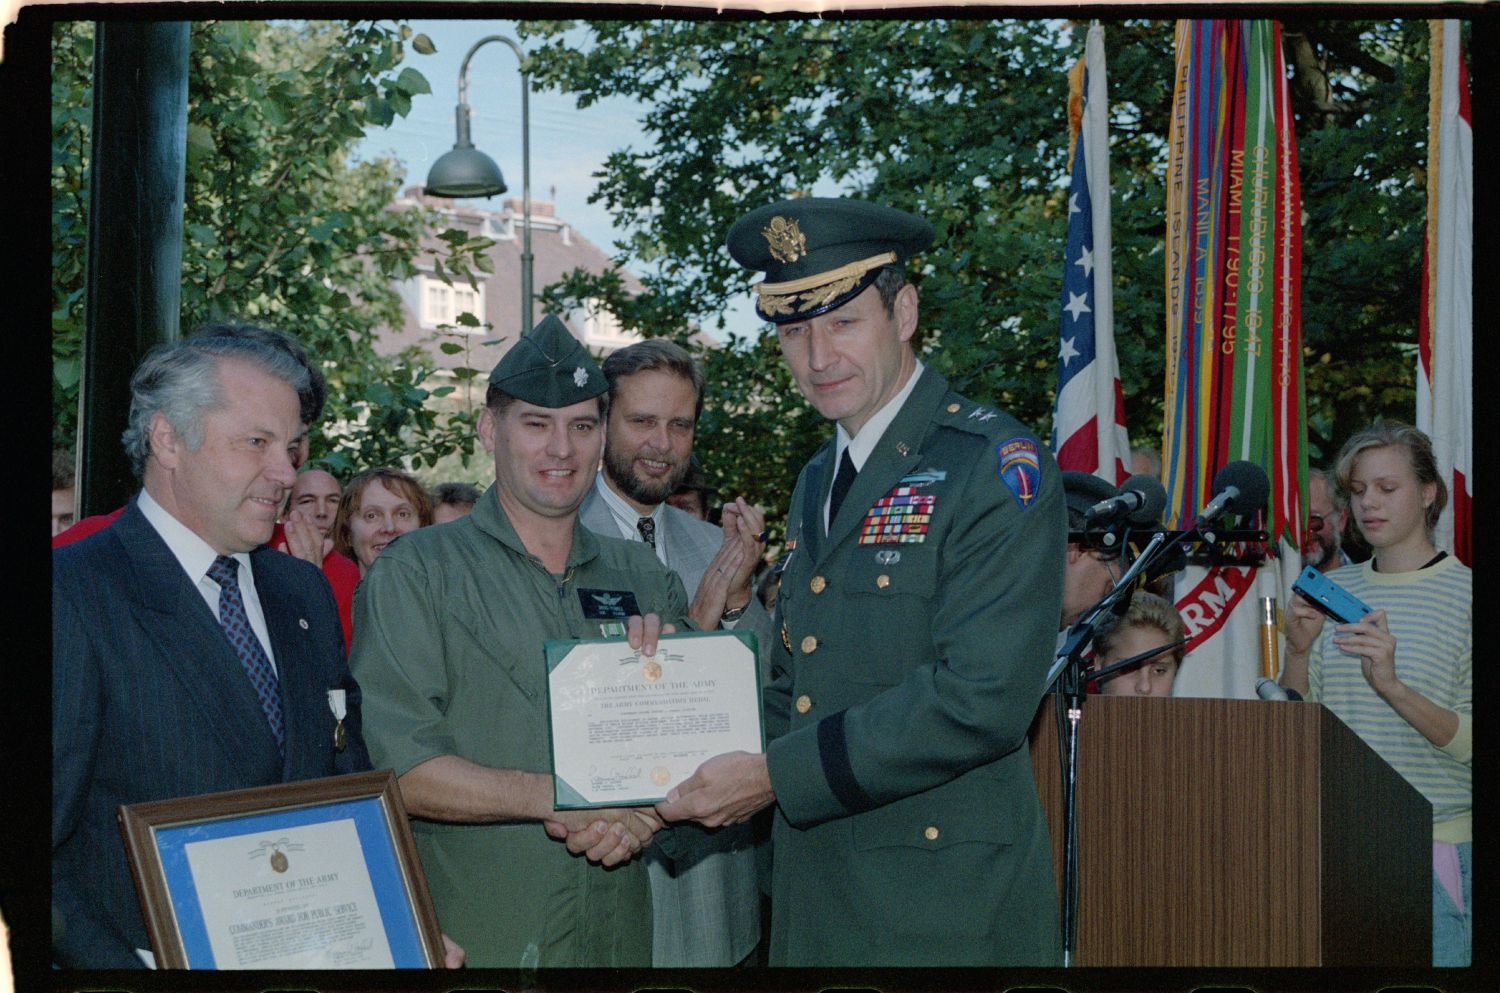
[544,630,764,808]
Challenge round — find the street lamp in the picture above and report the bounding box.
[425,35,534,335]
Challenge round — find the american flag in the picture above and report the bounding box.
[1052,24,1129,485]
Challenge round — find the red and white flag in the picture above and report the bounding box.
[1418,19,1472,564]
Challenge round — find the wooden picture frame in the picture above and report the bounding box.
[118,769,444,969]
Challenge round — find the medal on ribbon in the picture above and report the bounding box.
[328,688,347,752]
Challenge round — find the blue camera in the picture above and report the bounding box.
[1291,565,1374,625]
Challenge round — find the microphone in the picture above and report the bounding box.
[1254,677,1288,700]
[1086,474,1168,525]
[1255,677,1304,702]
[1195,460,1270,525]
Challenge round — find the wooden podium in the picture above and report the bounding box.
[1028,695,1431,966]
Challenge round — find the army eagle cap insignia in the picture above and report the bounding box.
[762,216,808,263]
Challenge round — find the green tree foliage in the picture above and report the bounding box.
[1282,19,1434,458]
[520,17,1442,524]
[51,19,494,473]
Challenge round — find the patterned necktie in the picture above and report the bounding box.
[828,449,858,525]
[207,555,285,753]
[636,516,657,550]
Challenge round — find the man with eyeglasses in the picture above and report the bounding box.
[1303,467,1351,573]
[1059,471,1127,631]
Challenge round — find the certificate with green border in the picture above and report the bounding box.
[544,630,763,809]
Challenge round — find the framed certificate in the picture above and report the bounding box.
[545,630,764,808]
[117,770,445,969]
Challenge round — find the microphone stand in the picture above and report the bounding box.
[1047,512,1229,965]
[1048,528,1171,966]
[1085,636,1190,688]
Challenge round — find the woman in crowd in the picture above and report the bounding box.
[333,468,434,577]
[1282,420,1471,967]
[1092,591,1185,698]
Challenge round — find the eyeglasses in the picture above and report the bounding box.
[1094,551,1122,585]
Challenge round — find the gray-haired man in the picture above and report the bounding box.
[52,330,370,967]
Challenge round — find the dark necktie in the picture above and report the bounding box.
[636,516,657,550]
[828,449,858,525]
[207,555,285,753]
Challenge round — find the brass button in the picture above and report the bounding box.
[795,695,812,714]
[876,574,890,589]
[800,635,818,655]
[947,403,961,413]
[923,825,939,841]
[810,575,827,594]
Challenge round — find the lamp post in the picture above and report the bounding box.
[425,35,534,335]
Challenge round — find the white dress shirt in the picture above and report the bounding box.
[593,472,671,564]
[137,489,278,673]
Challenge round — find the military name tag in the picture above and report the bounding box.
[578,588,641,620]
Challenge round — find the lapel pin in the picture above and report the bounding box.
[298,618,309,630]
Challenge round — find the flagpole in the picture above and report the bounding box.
[1052,21,1128,484]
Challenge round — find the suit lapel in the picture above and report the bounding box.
[655,507,708,589]
[114,506,283,783]
[255,553,320,781]
[820,371,949,560]
[577,486,617,538]
[657,508,689,583]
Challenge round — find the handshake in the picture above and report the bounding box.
[543,807,664,867]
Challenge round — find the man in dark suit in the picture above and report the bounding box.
[52,332,370,968]
[578,338,771,966]
[657,198,1066,965]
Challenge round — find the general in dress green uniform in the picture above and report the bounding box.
[721,198,1066,965]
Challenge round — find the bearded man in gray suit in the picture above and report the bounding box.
[579,339,772,967]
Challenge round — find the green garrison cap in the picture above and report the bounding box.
[487,315,606,408]
[725,197,934,323]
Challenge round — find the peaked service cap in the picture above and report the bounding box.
[487,314,606,408]
[725,197,934,323]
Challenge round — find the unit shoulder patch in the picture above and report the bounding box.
[996,437,1042,509]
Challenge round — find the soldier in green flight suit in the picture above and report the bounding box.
[350,316,690,969]
[656,198,1067,966]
